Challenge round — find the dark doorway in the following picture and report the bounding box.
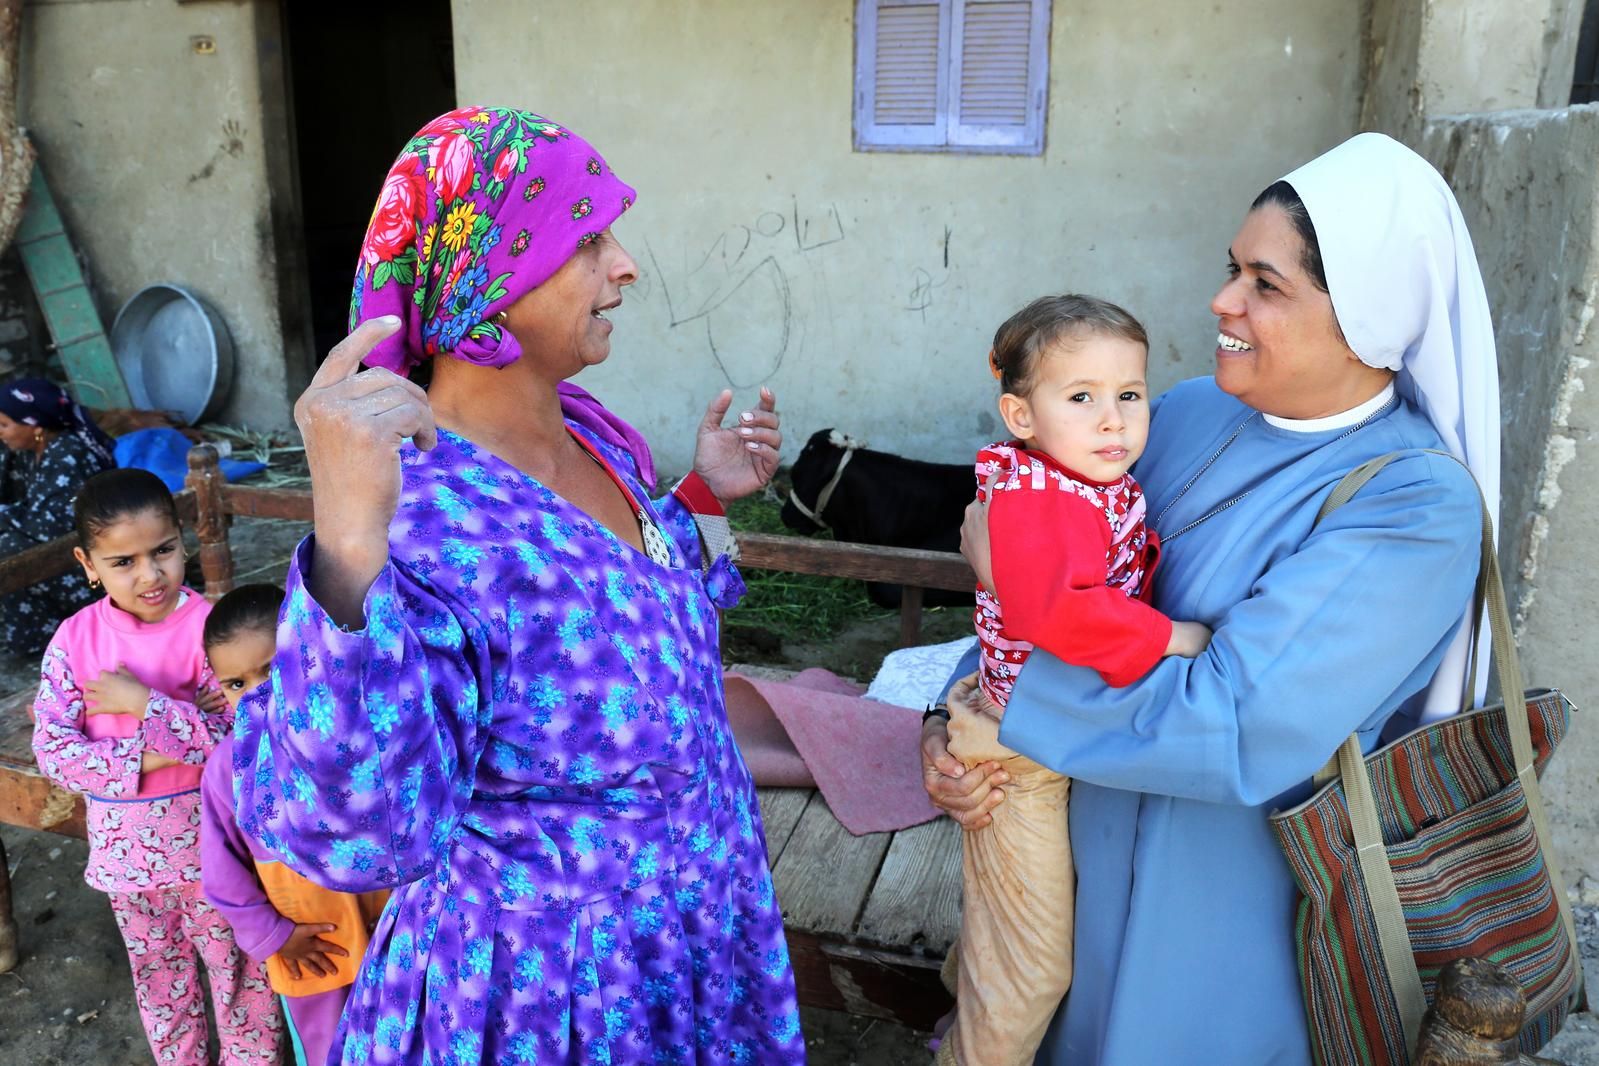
[283,2,457,363]
[1575,0,1599,104]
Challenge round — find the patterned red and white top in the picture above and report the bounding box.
[974,443,1171,708]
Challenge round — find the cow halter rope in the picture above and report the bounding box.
[786,431,866,532]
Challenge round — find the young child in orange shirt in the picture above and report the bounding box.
[198,584,389,1066]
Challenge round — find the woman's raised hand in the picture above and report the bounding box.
[692,387,781,504]
[294,316,436,627]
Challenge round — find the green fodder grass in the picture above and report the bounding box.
[723,478,891,643]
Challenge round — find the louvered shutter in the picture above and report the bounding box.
[948,0,1049,150]
[855,0,950,148]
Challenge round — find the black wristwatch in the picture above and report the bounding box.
[922,702,951,725]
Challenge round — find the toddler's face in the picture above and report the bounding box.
[1000,335,1150,483]
[207,629,276,711]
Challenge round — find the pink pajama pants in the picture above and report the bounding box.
[108,882,283,1065]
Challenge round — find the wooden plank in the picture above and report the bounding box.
[38,286,104,348]
[0,692,84,838]
[14,167,61,245]
[21,233,81,295]
[739,532,973,592]
[221,484,313,522]
[214,483,971,594]
[0,532,77,596]
[785,928,950,1029]
[0,766,86,838]
[771,792,891,937]
[756,787,812,867]
[857,816,962,954]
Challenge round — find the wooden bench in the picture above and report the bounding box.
[0,444,974,1027]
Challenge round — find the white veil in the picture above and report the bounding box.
[1282,133,1500,721]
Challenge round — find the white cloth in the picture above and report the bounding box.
[1283,132,1500,720]
[864,636,978,710]
[1264,382,1396,432]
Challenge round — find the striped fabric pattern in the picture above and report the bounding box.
[1271,690,1580,1065]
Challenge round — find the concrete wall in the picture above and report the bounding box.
[1363,0,1585,140]
[454,0,1363,472]
[1416,108,1599,616]
[1425,105,1599,880]
[18,0,293,429]
[1364,0,1599,878]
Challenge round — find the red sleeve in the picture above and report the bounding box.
[989,488,1173,687]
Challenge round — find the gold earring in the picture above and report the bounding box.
[33,428,44,447]
[493,310,509,326]
[88,576,100,589]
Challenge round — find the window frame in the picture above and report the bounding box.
[853,0,1052,156]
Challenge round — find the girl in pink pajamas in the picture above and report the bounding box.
[30,468,282,1065]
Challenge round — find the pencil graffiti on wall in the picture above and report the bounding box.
[642,197,846,388]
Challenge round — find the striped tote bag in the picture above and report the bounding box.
[1269,452,1584,1065]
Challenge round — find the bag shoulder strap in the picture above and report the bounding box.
[1309,448,1579,1056]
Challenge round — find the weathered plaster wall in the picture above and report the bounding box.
[1417,108,1599,615]
[1363,0,1584,141]
[1430,105,1599,880]
[453,0,1362,472]
[18,0,291,429]
[1368,0,1599,877]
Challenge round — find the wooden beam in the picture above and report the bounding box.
[186,445,236,600]
[0,693,84,839]
[220,484,313,522]
[738,533,972,591]
[210,482,975,590]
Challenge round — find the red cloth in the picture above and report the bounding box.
[976,445,1171,694]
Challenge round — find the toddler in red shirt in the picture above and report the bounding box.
[938,295,1211,1066]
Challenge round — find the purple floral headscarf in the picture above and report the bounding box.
[350,105,656,482]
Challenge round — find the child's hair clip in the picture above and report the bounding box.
[988,348,1003,380]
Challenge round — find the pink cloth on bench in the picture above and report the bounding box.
[725,668,942,836]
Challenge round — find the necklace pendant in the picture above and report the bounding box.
[639,510,673,566]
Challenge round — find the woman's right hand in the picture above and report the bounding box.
[294,317,436,628]
[921,716,1009,830]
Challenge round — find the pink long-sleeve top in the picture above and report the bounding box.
[31,590,229,893]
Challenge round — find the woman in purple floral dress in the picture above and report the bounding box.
[231,107,804,1065]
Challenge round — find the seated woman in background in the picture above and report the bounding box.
[0,378,116,652]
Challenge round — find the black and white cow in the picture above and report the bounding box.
[780,428,975,608]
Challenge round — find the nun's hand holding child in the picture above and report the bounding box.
[918,481,1011,830]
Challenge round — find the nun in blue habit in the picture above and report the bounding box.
[921,133,1503,1064]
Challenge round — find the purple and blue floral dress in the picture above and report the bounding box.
[233,426,805,1065]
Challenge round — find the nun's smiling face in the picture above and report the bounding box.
[1210,205,1368,419]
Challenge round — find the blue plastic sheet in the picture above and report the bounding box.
[114,427,267,492]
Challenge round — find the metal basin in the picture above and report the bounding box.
[110,284,235,424]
